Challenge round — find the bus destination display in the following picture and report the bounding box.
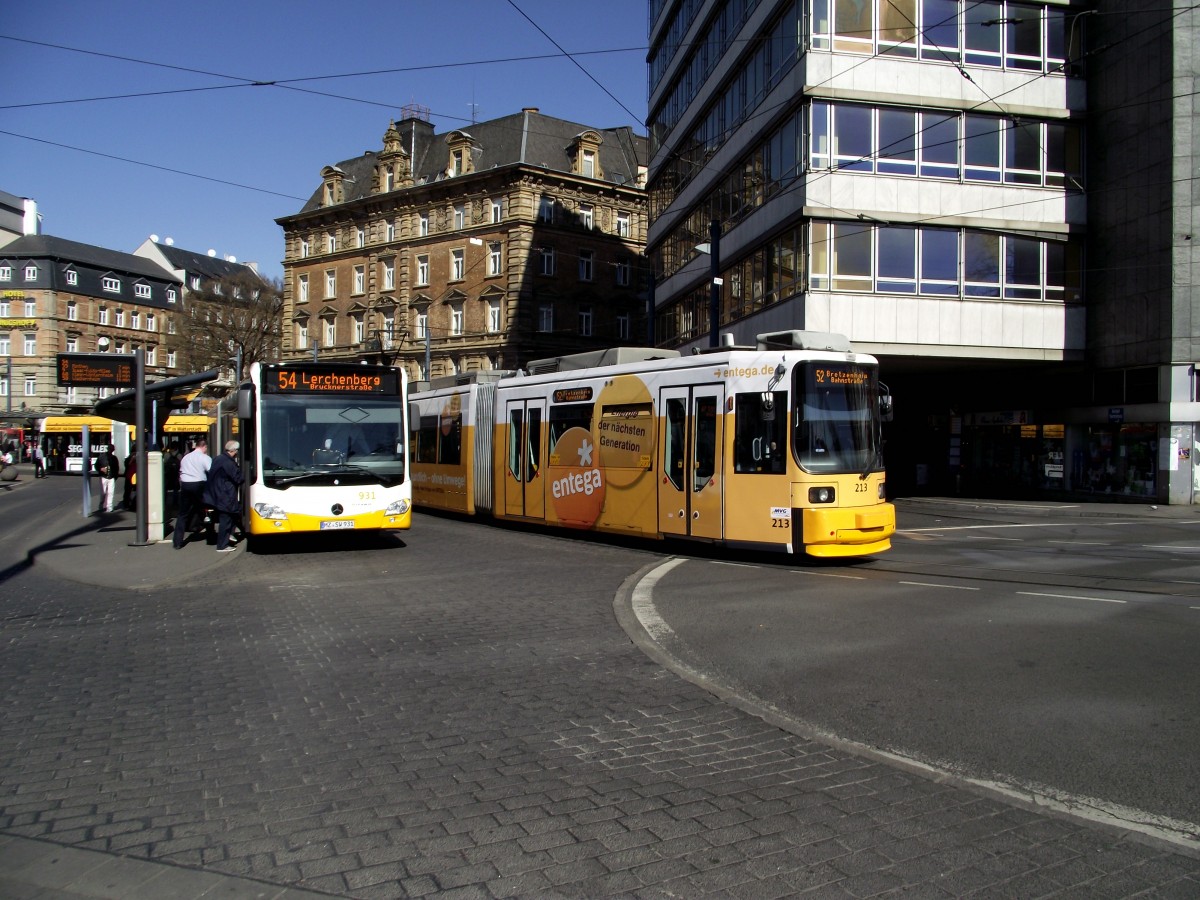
[57,353,135,388]
[264,365,400,395]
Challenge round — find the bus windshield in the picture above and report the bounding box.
[793,362,880,473]
[258,393,406,487]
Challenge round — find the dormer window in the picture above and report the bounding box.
[570,131,604,180]
[24,265,37,281]
[320,165,346,206]
[135,283,151,299]
[65,268,78,286]
[103,276,121,293]
[190,275,201,290]
[445,131,478,177]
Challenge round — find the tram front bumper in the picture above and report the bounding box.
[800,503,895,557]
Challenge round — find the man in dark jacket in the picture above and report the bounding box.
[94,444,120,513]
[204,440,244,552]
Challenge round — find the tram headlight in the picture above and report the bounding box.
[878,482,886,500]
[808,486,835,504]
[386,498,410,516]
[253,502,288,520]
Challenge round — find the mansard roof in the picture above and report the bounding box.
[289,110,648,215]
[151,242,260,282]
[2,234,176,282]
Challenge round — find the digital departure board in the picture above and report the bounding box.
[263,364,401,395]
[57,353,135,388]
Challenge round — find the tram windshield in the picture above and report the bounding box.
[258,393,406,487]
[793,362,880,473]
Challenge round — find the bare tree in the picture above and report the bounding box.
[175,271,283,379]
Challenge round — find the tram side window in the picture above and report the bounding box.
[548,403,593,447]
[438,413,462,465]
[665,398,686,491]
[734,392,787,474]
[693,396,717,491]
[508,408,524,481]
[416,415,440,464]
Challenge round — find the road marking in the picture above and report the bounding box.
[1142,545,1200,551]
[792,570,865,580]
[903,522,1082,532]
[1017,591,1126,604]
[712,561,759,568]
[899,581,979,590]
[1047,540,1108,546]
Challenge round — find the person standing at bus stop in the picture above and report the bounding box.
[205,440,244,553]
[94,444,119,513]
[173,438,210,549]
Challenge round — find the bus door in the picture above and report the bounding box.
[657,385,724,540]
[503,398,546,519]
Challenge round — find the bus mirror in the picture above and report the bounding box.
[237,386,254,420]
[879,383,894,423]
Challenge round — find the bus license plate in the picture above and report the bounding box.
[320,520,355,530]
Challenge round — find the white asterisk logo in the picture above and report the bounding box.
[578,438,594,466]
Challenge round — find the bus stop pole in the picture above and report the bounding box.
[81,424,92,516]
[134,349,148,545]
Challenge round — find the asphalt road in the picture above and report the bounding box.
[644,499,1200,836]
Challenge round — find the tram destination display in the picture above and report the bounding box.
[263,363,401,396]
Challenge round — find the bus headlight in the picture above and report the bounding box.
[253,502,288,520]
[386,498,410,516]
[808,487,835,504]
[878,482,887,500]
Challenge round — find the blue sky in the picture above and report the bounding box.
[1,1,650,281]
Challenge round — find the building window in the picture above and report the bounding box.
[578,249,594,282]
[615,260,631,286]
[298,274,309,303]
[135,283,151,299]
[539,246,555,276]
[353,265,365,295]
[617,313,630,340]
[115,310,125,327]
[451,149,465,176]
[582,150,596,178]
[301,237,311,258]
[103,276,120,293]
[386,221,395,242]
[0,301,7,316]
[190,275,201,290]
[65,269,78,285]
[0,373,6,396]
[296,319,308,348]
[146,346,156,366]
[354,315,365,343]
[130,311,140,330]
[324,318,336,347]
[146,313,155,331]
[0,266,9,281]
[451,248,465,280]
[24,300,35,316]
[356,227,365,248]
[326,232,337,253]
[24,265,37,281]
[450,302,463,336]
[324,269,336,298]
[66,337,78,353]
[24,375,35,397]
[67,301,78,321]
[538,196,554,224]
[538,304,554,333]
[383,259,395,290]
[416,310,428,339]
[488,242,502,276]
[419,212,429,236]
[417,255,429,286]
[579,204,593,229]
[490,198,502,223]
[0,337,8,355]
[167,350,176,367]
[167,318,176,335]
[578,306,593,336]
[488,299,501,332]
[616,211,631,237]
[166,287,176,303]
[24,333,36,355]
[99,307,109,325]
[453,204,465,229]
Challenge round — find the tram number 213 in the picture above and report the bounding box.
[770,507,792,529]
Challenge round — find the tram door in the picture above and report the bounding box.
[657,385,724,540]
[503,398,546,519]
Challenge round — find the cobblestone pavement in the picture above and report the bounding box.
[0,503,1197,897]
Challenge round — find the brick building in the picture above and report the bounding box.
[276,107,650,380]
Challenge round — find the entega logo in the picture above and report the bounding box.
[549,427,605,528]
